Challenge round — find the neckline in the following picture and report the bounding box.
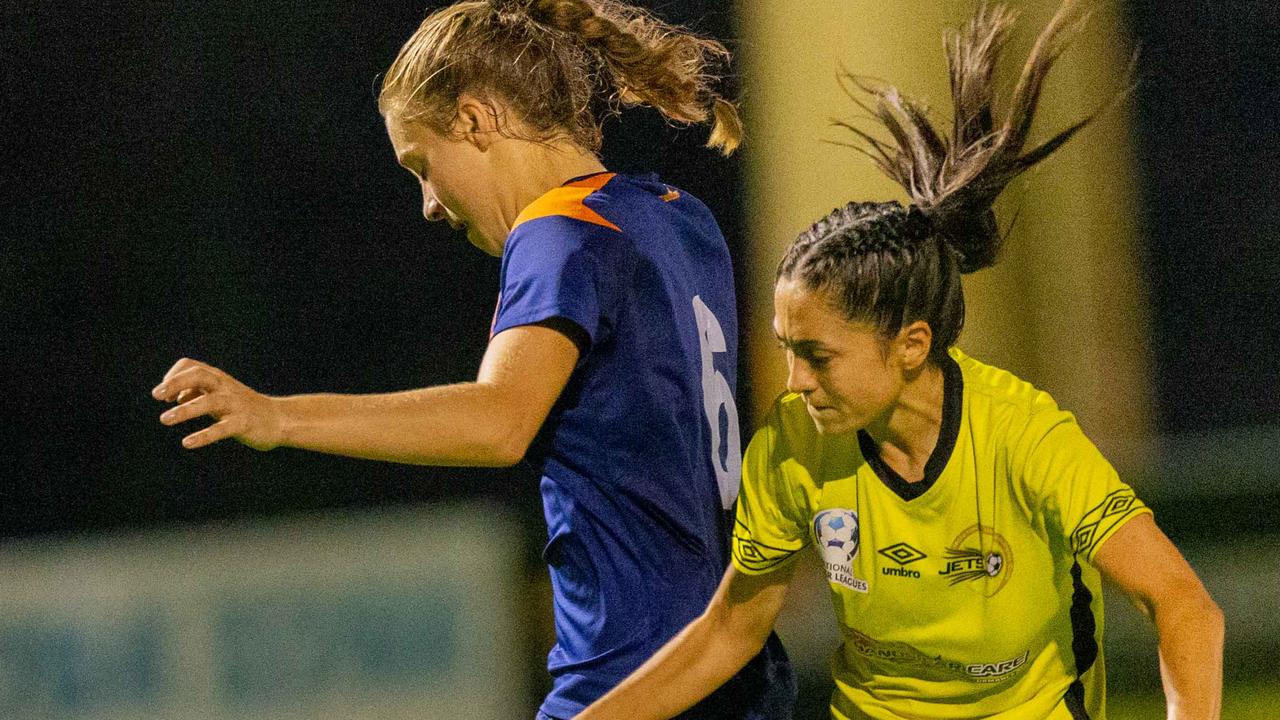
[561,170,614,186]
[856,353,964,501]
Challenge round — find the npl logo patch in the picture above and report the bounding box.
[814,509,867,592]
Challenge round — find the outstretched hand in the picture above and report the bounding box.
[152,358,283,451]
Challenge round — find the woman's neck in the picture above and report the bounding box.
[494,140,607,235]
[863,361,946,483]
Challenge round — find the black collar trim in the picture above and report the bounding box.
[857,354,963,501]
[562,170,613,186]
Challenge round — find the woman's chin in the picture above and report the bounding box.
[807,407,857,436]
[466,227,502,257]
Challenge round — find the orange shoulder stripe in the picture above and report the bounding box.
[511,173,621,233]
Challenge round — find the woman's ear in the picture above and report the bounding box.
[453,93,502,151]
[895,320,933,372]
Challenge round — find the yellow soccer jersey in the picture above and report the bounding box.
[732,348,1150,720]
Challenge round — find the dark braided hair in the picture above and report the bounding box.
[778,0,1110,361]
[380,0,742,155]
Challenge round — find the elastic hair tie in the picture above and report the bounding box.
[903,205,936,241]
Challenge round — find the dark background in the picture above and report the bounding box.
[3,0,1278,714]
[1127,0,1280,434]
[3,1,746,541]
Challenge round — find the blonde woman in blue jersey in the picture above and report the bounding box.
[151,2,795,718]
[577,2,1223,719]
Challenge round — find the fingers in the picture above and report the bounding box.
[153,363,221,403]
[153,357,208,400]
[152,358,270,451]
[162,357,204,383]
[175,388,205,404]
[159,392,224,427]
[181,419,236,449]
[153,358,227,450]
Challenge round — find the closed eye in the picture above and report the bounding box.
[793,349,831,369]
[776,337,831,368]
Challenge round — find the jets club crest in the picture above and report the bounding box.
[939,524,1014,597]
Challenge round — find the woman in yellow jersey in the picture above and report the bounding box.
[576,2,1223,719]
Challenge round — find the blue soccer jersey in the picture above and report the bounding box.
[493,172,793,719]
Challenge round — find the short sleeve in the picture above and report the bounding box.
[492,218,614,345]
[1018,411,1152,562]
[732,419,810,575]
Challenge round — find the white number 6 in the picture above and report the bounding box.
[692,296,741,509]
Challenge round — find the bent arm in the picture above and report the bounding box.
[154,323,579,466]
[576,563,795,720]
[1093,514,1224,720]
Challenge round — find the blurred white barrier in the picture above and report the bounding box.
[0,505,526,720]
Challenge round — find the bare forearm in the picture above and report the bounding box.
[577,610,764,720]
[1156,592,1224,720]
[275,382,526,466]
[1092,516,1224,720]
[155,328,575,459]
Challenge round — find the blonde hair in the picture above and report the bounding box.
[379,0,742,155]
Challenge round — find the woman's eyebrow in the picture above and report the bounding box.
[775,333,824,353]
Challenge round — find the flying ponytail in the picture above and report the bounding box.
[833,0,1102,272]
[779,0,1117,359]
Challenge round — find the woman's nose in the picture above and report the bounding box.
[422,187,447,222]
[786,355,817,395]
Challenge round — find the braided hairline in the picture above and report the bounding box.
[778,200,966,361]
[779,201,934,280]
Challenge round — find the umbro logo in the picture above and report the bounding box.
[878,542,927,565]
[878,542,927,578]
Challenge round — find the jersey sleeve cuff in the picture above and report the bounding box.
[492,307,596,344]
[1072,489,1153,562]
[731,534,806,575]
